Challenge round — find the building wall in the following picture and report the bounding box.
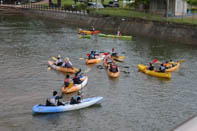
[150,0,187,16]
[175,0,187,16]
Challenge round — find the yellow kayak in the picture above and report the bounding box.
[107,68,120,78]
[166,62,180,72]
[138,64,171,79]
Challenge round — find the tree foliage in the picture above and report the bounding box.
[132,0,150,8]
[186,0,197,6]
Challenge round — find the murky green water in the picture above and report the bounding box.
[1,14,197,131]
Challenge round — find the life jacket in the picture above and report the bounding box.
[70,96,81,104]
[159,66,165,72]
[110,65,118,72]
[89,53,95,59]
[63,61,72,68]
[64,79,70,87]
[164,63,169,67]
[73,76,81,84]
[49,96,57,106]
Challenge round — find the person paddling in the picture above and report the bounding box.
[88,51,96,59]
[169,59,175,67]
[164,61,170,69]
[64,75,72,88]
[148,62,154,71]
[159,64,166,73]
[46,91,64,106]
[55,55,63,66]
[109,61,119,73]
[111,48,118,57]
[116,30,121,37]
[70,91,82,104]
[62,57,73,68]
[73,72,82,84]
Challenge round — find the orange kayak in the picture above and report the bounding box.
[107,68,120,78]
[86,54,105,65]
[62,76,88,94]
[48,61,78,73]
[166,62,180,72]
[79,30,100,35]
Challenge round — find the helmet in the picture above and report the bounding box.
[149,62,152,65]
[58,54,61,58]
[53,91,57,96]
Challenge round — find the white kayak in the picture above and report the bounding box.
[32,96,103,114]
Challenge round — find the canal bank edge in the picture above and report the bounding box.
[1,6,197,45]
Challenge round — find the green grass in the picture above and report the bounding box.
[42,0,197,25]
[91,8,163,21]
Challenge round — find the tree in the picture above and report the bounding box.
[132,0,150,9]
[186,0,197,6]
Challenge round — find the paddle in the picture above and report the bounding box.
[52,56,58,61]
[80,68,92,75]
[153,59,158,63]
[179,59,184,63]
[48,66,51,70]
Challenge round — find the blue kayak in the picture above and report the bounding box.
[32,96,103,114]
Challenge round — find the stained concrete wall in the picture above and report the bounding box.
[0,6,197,45]
[21,8,197,45]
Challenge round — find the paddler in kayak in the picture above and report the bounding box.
[64,75,73,88]
[109,61,119,73]
[62,57,73,68]
[70,91,82,104]
[116,30,121,37]
[164,61,170,69]
[111,48,118,57]
[147,62,154,71]
[55,55,63,66]
[46,91,64,106]
[158,64,166,73]
[169,59,175,67]
[73,72,83,84]
[105,56,113,65]
[90,26,95,31]
[88,51,96,59]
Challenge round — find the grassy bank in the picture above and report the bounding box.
[42,0,197,25]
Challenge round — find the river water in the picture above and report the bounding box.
[0,14,197,131]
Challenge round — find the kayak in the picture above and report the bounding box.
[138,64,171,79]
[79,30,100,35]
[107,68,120,78]
[48,61,78,73]
[32,96,103,114]
[79,35,91,39]
[111,56,125,62]
[86,54,105,65]
[99,33,132,40]
[166,62,180,72]
[62,76,88,94]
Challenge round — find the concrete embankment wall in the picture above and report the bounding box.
[1,6,197,45]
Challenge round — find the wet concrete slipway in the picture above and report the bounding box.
[0,14,197,131]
